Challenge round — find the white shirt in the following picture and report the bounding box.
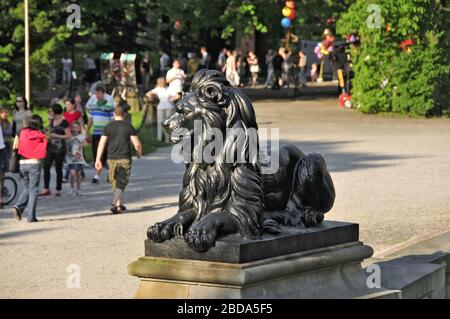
[85,58,96,70]
[201,51,208,66]
[166,68,185,94]
[62,58,72,70]
[85,93,115,110]
[151,87,175,110]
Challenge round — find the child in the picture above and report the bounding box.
[310,63,318,83]
[67,121,87,195]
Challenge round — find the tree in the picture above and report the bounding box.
[337,0,450,116]
[0,0,72,105]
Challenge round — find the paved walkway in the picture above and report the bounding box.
[1,97,450,298]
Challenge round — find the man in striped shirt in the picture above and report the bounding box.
[86,85,115,184]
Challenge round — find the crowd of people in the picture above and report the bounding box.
[0,86,142,222]
[153,46,319,92]
[145,45,320,142]
[2,46,326,222]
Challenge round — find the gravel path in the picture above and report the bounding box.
[1,97,449,298]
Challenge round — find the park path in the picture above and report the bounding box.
[1,97,450,298]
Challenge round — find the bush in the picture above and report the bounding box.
[337,0,450,116]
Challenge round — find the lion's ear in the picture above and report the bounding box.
[200,83,229,107]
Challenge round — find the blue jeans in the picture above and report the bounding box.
[298,67,307,86]
[16,163,41,222]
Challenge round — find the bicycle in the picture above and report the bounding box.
[1,174,18,206]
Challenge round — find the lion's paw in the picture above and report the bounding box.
[147,222,176,243]
[184,223,218,252]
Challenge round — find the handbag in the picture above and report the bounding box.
[9,136,20,173]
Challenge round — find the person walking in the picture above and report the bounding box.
[217,48,227,72]
[140,53,152,92]
[84,55,97,89]
[272,49,284,90]
[159,49,171,77]
[223,50,239,87]
[0,117,6,208]
[64,98,83,127]
[236,50,247,87]
[95,104,142,214]
[67,121,87,196]
[298,51,308,87]
[74,93,88,124]
[0,106,12,208]
[282,48,294,88]
[264,49,275,88]
[199,47,210,69]
[12,115,47,222]
[146,77,176,142]
[247,51,259,87]
[187,52,199,77]
[40,104,71,197]
[63,98,84,183]
[166,59,186,104]
[12,95,32,137]
[62,57,72,86]
[86,84,115,184]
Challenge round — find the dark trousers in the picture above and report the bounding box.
[92,135,107,165]
[43,152,65,190]
[273,70,282,90]
[16,163,41,221]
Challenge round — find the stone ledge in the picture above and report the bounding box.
[145,220,359,263]
[130,241,373,286]
[129,241,397,298]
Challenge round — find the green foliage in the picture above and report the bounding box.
[296,0,353,39]
[0,0,72,106]
[337,0,450,116]
[0,0,282,106]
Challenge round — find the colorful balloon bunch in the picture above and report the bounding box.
[281,0,296,28]
[314,29,335,82]
[314,28,335,60]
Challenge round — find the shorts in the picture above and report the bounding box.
[107,159,131,191]
[68,163,83,172]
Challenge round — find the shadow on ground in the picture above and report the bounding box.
[0,138,419,222]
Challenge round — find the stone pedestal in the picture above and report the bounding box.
[128,221,399,299]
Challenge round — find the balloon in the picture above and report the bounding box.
[314,43,323,60]
[288,10,296,20]
[282,7,292,17]
[281,17,291,28]
[286,0,296,9]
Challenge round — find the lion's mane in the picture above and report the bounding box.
[178,70,264,238]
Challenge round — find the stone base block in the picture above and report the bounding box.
[128,242,399,299]
[366,252,448,299]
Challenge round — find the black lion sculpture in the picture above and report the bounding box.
[148,70,335,252]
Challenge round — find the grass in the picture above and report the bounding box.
[12,108,166,163]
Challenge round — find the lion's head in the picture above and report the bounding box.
[163,69,259,166]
